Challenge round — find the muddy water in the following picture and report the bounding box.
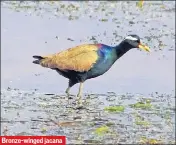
[1,1,175,144]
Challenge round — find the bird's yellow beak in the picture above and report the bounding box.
[138,43,150,52]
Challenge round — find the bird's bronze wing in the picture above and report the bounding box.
[40,44,99,72]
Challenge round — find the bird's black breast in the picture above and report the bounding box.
[55,68,86,82]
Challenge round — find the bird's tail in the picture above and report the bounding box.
[32,55,44,64]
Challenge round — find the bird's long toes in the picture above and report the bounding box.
[75,101,85,109]
[76,94,81,100]
[76,99,82,105]
[65,92,73,99]
[68,96,73,99]
[67,94,73,99]
[76,96,82,104]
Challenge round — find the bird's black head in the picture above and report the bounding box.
[122,34,150,52]
[123,34,141,48]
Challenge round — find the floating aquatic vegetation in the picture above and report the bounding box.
[104,105,125,113]
[99,18,108,22]
[130,100,153,110]
[95,125,109,136]
[136,0,144,9]
[41,127,47,133]
[105,122,115,127]
[139,136,162,144]
[135,119,151,127]
[134,114,151,127]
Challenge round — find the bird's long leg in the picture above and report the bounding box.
[65,80,76,98]
[76,82,83,105]
[65,87,70,96]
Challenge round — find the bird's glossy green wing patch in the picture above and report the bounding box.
[40,44,99,72]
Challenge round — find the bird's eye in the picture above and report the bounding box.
[136,40,140,43]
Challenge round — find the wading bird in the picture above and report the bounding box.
[33,35,150,105]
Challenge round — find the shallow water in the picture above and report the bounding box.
[1,89,175,144]
[1,1,175,144]
[1,1,175,95]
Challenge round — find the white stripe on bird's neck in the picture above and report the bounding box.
[125,36,138,41]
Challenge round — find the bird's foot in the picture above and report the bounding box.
[65,91,73,99]
[67,94,73,100]
[75,101,84,110]
[76,99,82,106]
[76,95,83,106]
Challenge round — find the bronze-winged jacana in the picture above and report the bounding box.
[33,34,150,105]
